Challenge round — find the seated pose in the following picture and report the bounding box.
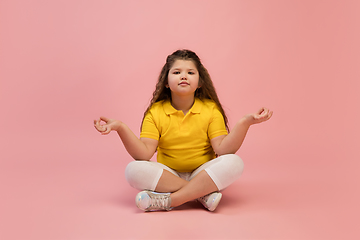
[94,49,272,212]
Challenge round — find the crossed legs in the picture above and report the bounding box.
[125,154,244,208]
[155,169,218,207]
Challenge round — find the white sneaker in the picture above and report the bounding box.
[197,192,222,211]
[135,190,172,211]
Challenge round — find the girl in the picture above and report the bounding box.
[94,49,272,212]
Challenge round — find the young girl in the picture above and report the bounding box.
[94,49,272,212]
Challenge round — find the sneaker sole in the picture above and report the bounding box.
[208,192,222,211]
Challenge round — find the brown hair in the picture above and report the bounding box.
[142,49,229,131]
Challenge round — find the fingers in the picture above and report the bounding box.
[254,108,273,122]
[254,108,266,119]
[94,116,118,135]
[261,108,273,121]
[102,126,112,135]
[258,107,269,115]
[94,119,101,131]
[94,118,107,133]
[100,116,109,123]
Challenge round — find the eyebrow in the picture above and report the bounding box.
[171,68,196,71]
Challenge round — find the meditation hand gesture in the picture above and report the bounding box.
[94,117,122,135]
[244,107,273,125]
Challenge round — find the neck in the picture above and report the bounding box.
[171,95,195,115]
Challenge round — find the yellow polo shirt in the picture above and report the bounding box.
[140,98,228,172]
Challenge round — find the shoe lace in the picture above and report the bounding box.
[198,195,209,203]
[150,194,170,209]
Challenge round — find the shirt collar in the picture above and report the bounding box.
[163,98,202,115]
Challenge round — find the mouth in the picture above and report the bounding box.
[179,81,189,86]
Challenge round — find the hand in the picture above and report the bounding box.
[244,107,273,125]
[94,116,122,135]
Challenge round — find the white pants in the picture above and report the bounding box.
[125,154,244,191]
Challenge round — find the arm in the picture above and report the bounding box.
[211,107,273,155]
[94,116,158,160]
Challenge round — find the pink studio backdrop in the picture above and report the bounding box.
[1,0,360,239]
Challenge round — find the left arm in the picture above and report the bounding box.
[211,107,273,155]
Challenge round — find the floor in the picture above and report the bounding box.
[1,123,359,240]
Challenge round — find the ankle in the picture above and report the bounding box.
[169,193,183,208]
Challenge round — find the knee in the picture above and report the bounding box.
[125,160,162,191]
[206,154,244,191]
[124,161,147,186]
[222,154,244,175]
[125,160,141,172]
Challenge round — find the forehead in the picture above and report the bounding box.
[170,59,197,70]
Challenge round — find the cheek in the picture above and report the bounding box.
[167,76,174,83]
[167,77,178,88]
[195,77,201,86]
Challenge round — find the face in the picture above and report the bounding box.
[167,60,200,98]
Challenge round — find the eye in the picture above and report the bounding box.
[188,72,195,75]
[173,71,180,74]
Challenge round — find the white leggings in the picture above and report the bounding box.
[125,154,244,191]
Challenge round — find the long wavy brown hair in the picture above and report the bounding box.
[142,49,229,131]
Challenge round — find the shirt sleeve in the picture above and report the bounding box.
[140,111,160,140]
[208,107,228,139]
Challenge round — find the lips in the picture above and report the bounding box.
[179,81,189,85]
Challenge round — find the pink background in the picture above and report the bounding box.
[1,0,360,239]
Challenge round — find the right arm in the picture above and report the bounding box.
[94,116,158,160]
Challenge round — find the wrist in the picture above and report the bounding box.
[114,120,125,132]
[240,115,253,127]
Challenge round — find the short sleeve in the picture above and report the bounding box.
[208,108,228,139]
[140,111,160,140]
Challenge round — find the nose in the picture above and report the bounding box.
[180,73,187,80]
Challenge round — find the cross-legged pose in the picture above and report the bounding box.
[94,49,272,212]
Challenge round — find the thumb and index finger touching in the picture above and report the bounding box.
[255,107,273,121]
[99,116,110,122]
[93,116,110,132]
[93,116,110,125]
